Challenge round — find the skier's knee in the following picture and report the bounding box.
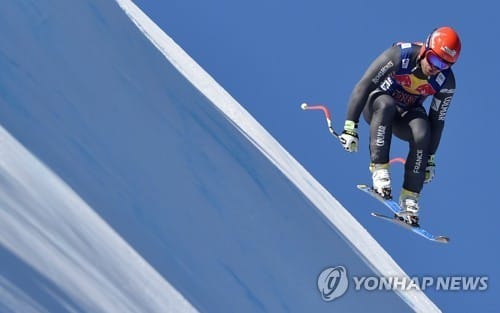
[412,127,430,146]
[373,95,397,114]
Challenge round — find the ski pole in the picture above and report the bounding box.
[301,102,407,164]
[300,103,340,139]
[389,157,406,165]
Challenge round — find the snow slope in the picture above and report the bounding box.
[0,126,197,313]
[0,0,439,312]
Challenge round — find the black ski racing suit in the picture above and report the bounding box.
[345,42,456,193]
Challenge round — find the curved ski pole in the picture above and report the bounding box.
[300,103,340,139]
[301,103,407,163]
[389,157,406,165]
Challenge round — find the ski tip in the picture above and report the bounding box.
[434,236,450,244]
[357,184,369,189]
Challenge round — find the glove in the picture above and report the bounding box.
[424,154,436,183]
[339,120,359,152]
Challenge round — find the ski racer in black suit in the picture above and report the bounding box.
[339,27,461,226]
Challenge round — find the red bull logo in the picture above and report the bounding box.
[415,83,436,95]
[393,74,436,96]
[394,74,412,87]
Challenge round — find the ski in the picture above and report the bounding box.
[357,184,450,243]
[371,212,450,243]
[357,184,403,215]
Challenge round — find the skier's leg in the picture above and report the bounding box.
[363,94,397,164]
[393,106,431,193]
[393,106,430,225]
[363,94,398,198]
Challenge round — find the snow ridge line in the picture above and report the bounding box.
[0,125,199,313]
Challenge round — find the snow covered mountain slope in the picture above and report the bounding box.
[0,126,197,313]
[0,0,439,312]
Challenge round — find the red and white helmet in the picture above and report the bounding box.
[424,26,462,64]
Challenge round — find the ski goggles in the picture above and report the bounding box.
[425,50,452,70]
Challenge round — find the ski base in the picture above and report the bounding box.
[357,184,450,243]
[371,212,450,243]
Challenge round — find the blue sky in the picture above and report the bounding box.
[132,0,498,311]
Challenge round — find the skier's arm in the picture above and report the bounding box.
[428,72,456,155]
[345,46,400,122]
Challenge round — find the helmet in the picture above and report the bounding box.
[424,26,461,64]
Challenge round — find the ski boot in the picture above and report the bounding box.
[398,188,420,227]
[370,163,392,199]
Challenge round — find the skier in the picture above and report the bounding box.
[339,27,461,226]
